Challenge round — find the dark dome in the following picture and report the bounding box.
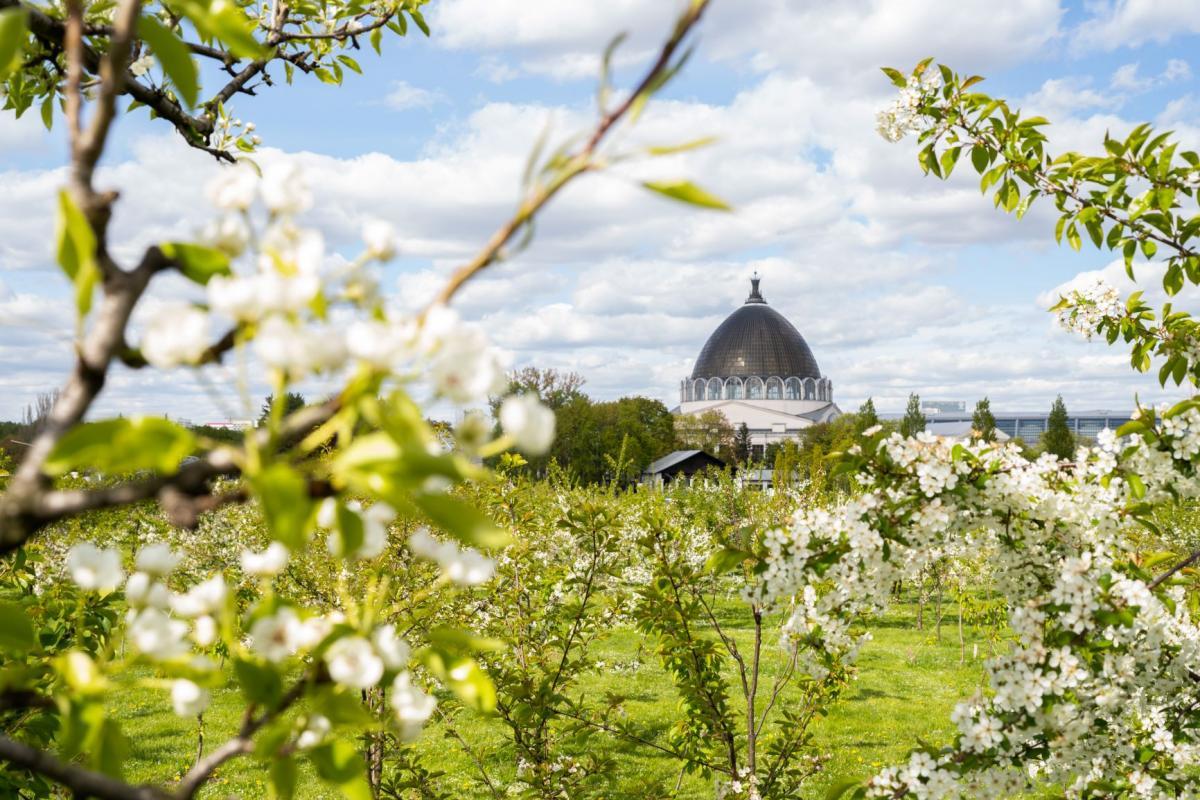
[691,278,821,380]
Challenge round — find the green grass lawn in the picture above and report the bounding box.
[110,599,993,798]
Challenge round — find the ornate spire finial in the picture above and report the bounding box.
[746,272,765,304]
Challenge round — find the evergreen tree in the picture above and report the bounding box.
[259,392,306,425]
[857,397,880,431]
[972,397,997,442]
[900,393,926,437]
[733,423,752,464]
[1042,395,1075,460]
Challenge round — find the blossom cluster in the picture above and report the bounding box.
[875,70,942,143]
[137,163,555,457]
[754,419,1200,799]
[1055,279,1123,340]
[64,538,437,739]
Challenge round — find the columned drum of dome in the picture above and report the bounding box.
[677,275,841,458]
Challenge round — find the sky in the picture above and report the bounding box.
[2,0,1200,424]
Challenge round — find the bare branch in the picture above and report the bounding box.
[175,672,316,799]
[0,734,170,800]
[1149,548,1200,590]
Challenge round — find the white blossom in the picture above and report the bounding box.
[296,714,331,750]
[192,615,218,647]
[324,636,384,689]
[241,542,290,577]
[500,394,556,455]
[124,572,170,609]
[249,608,303,663]
[372,624,410,670]
[66,543,124,592]
[206,164,259,212]
[171,679,210,717]
[140,304,211,369]
[261,163,312,215]
[362,219,397,261]
[127,608,189,660]
[391,673,436,740]
[135,542,181,577]
[129,54,155,78]
[199,214,251,257]
[171,575,227,618]
[408,528,495,586]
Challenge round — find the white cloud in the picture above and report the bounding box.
[432,0,1063,85]
[1111,59,1191,93]
[1073,0,1200,53]
[382,81,447,111]
[4,0,1196,422]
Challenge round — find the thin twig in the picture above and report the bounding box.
[430,0,710,309]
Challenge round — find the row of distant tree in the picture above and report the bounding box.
[0,376,1087,487]
[896,392,1077,458]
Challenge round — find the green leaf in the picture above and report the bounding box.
[645,136,718,156]
[137,16,199,107]
[40,94,53,130]
[44,417,196,476]
[0,601,35,651]
[160,242,231,285]
[269,756,297,800]
[412,492,509,550]
[408,8,430,36]
[420,648,495,712]
[250,463,314,550]
[641,180,732,211]
[310,741,372,800]
[880,66,907,89]
[174,0,270,60]
[0,7,28,80]
[234,657,283,706]
[369,26,383,55]
[969,144,989,173]
[337,54,361,75]
[825,779,863,800]
[55,190,99,317]
[705,547,754,574]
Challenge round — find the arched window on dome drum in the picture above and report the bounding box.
[746,377,764,399]
[707,378,722,400]
[724,377,743,400]
[803,377,817,400]
[819,378,831,401]
[784,377,802,400]
[693,379,706,402]
[766,377,783,400]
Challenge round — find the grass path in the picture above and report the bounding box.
[110,600,994,798]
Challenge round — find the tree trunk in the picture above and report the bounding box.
[957,598,965,665]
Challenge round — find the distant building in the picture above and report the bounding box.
[926,419,1010,441]
[884,410,1133,441]
[641,450,725,487]
[201,420,253,430]
[922,400,966,415]
[676,276,840,459]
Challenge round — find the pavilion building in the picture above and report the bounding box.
[677,276,840,457]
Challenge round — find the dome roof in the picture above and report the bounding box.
[690,277,821,380]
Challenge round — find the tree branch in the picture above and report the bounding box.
[0,734,170,800]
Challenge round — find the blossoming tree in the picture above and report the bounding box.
[0,1,725,798]
[751,61,1200,800]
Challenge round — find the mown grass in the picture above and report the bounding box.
[108,596,996,799]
